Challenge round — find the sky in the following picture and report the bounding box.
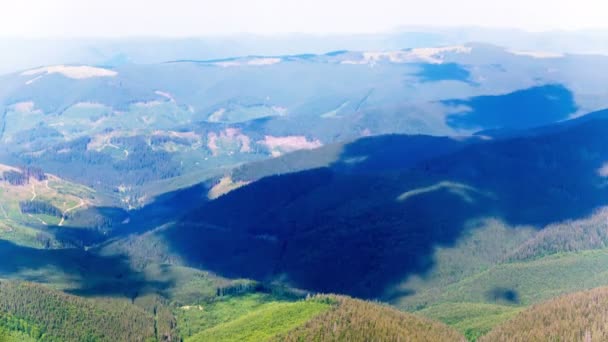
[2,0,608,37]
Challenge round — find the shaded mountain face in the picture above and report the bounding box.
[0,44,606,299]
[132,116,608,299]
[445,84,577,130]
[0,44,606,206]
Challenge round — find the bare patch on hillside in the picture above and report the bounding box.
[259,136,322,157]
[341,46,472,65]
[207,128,252,156]
[214,57,281,67]
[87,131,134,151]
[208,176,250,200]
[21,65,117,79]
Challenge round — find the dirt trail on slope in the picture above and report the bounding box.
[30,184,37,201]
[58,199,85,226]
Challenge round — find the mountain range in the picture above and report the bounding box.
[1,40,608,341]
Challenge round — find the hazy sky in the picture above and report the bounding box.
[2,0,608,37]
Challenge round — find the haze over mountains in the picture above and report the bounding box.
[1,28,608,341]
[3,27,608,74]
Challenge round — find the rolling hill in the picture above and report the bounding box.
[174,290,465,342]
[274,295,465,342]
[480,286,608,341]
[0,279,467,342]
[0,280,161,341]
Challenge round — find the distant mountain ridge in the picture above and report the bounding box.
[2,28,608,74]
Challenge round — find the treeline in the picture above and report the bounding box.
[480,286,608,341]
[0,281,157,342]
[214,282,306,302]
[2,170,28,186]
[216,281,266,298]
[274,295,466,342]
[133,294,178,342]
[19,200,62,217]
[21,166,47,182]
[1,166,46,186]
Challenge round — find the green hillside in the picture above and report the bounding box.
[176,293,465,342]
[176,293,278,338]
[398,225,608,339]
[0,164,101,248]
[187,298,331,342]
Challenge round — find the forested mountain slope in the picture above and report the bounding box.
[0,280,162,341]
[480,286,608,342]
[111,115,608,301]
